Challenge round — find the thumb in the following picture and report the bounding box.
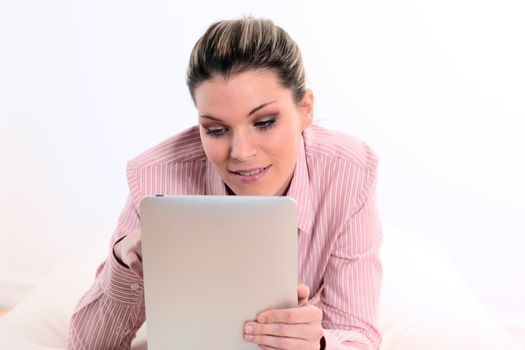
[297,283,310,305]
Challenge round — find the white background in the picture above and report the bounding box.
[1,0,524,329]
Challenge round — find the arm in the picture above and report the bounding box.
[68,195,145,350]
[321,192,383,350]
[245,194,383,350]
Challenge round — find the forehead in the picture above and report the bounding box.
[194,70,293,113]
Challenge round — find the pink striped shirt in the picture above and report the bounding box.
[69,125,382,349]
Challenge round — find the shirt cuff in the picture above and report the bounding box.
[323,328,372,350]
[98,249,144,304]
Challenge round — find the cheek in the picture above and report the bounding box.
[262,130,300,166]
[269,119,302,156]
[200,136,228,166]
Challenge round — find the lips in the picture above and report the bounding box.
[229,165,270,176]
[228,165,271,183]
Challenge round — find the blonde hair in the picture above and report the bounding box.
[186,17,306,103]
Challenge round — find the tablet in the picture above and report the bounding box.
[140,195,298,350]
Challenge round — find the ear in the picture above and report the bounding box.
[299,89,314,130]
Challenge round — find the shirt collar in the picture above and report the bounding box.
[205,135,314,233]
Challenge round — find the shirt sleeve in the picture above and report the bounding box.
[68,194,146,350]
[321,180,383,349]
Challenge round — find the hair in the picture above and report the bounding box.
[186,17,307,103]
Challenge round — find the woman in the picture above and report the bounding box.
[69,17,382,350]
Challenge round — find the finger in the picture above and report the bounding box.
[124,251,143,277]
[129,259,143,278]
[245,321,320,340]
[134,240,143,262]
[258,304,322,325]
[243,333,306,350]
[297,284,310,305]
[308,289,323,307]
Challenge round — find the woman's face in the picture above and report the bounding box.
[194,69,313,196]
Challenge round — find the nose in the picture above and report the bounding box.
[230,129,257,161]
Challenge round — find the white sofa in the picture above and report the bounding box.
[0,228,522,349]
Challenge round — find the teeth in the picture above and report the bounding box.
[236,167,265,176]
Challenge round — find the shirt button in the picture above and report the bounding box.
[130,282,139,290]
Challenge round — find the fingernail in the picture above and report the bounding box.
[244,325,253,333]
[244,333,253,341]
[257,315,266,323]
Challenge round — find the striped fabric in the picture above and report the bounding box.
[69,125,383,350]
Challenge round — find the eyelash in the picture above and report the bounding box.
[254,118,276,129]
[205,117,277,138]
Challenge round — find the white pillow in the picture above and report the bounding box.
[0,227,521,350]
[0,229,146,349]
[379,228,522,349]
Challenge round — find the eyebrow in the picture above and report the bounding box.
[199,101,277,122]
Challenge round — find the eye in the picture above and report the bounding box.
[206,127,227,138]
[254,118,276,129]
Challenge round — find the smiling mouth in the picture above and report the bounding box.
[229,165,271,176]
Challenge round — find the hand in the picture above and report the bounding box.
[113,228,143,277]
[243,283,324,349]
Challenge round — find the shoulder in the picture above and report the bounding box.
[303,125,378,172]
[127,126,206,170]
[303,125,379,214]
[124,126,208,204]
